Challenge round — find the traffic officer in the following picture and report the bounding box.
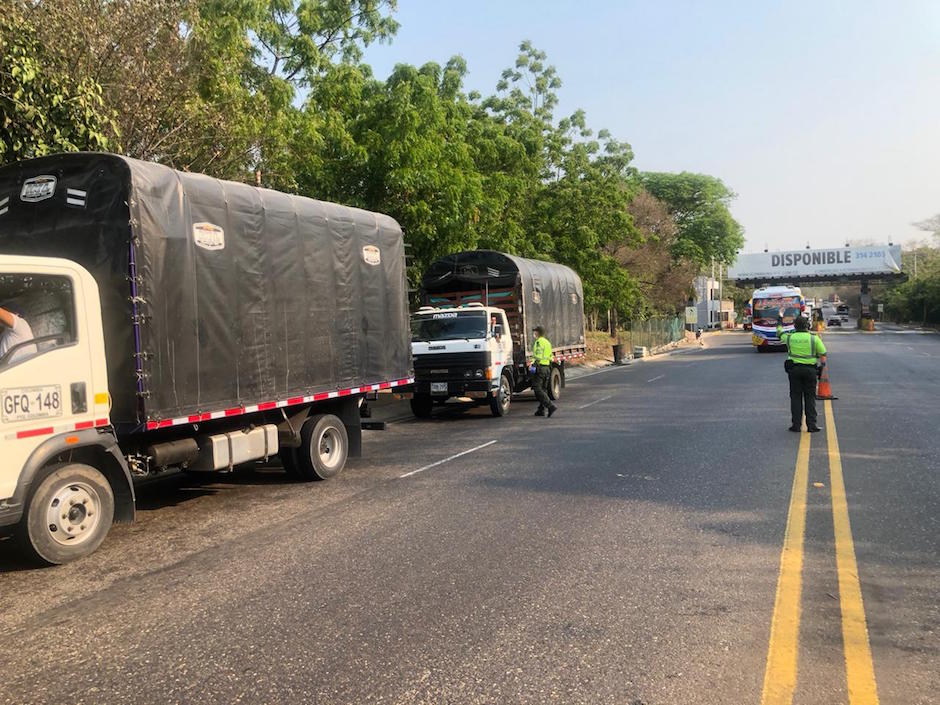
[777,313,827,433]
[530,326,557,417]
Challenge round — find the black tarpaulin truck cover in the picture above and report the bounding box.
[420,250,585,352]
[0,153,412,428]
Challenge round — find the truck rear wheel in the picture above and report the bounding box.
[296,414,349,481]
[18,463,115,565]
[548,366,563,401]
[490,374,512,417]
[410,394,434,418]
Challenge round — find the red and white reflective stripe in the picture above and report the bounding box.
[9,418,109,441]
[554,350,586,361]
[145,377,415,431]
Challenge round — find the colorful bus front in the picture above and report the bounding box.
[750,286,804,351]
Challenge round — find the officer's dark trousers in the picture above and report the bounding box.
[533,364,553,410]
[788,364,818,427]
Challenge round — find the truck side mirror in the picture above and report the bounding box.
[493,324,503,339]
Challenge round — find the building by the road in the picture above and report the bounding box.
[693,276,736,329]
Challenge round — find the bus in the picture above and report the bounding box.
[750,285,805,352]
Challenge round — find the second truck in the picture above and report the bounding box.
[409,250,586,418]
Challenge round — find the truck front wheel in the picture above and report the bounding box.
[410,394,434,418]
[548,366,563,401]
[296,414,349,481]
[18,463,115,565]
[490,374,513,417]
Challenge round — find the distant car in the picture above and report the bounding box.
[828,317,842,327]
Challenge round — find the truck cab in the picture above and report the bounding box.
[0,255,135,564]
[410,303,514,417]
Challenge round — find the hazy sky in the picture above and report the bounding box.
[361,1,940,253]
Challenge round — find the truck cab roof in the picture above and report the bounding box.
[413,303,500,316]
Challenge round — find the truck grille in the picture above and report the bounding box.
[413,351,491,376]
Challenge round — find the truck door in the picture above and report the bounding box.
[0,268,98,501]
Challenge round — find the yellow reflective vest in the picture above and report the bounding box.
[533,336,553,366]
[776,325,827,365]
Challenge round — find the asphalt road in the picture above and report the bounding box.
[0,329,937,704]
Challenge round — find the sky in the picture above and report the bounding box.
[360,1,940,253]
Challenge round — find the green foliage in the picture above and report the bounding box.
[0,6,115,163]
[640,171,745,266]
[1,6,746,327]
[885,244,940,324]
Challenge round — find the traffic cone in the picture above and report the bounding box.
[816,364,837,400]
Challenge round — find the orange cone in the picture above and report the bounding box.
[816,364,837,400]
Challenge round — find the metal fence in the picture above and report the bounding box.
[618,316,685,352]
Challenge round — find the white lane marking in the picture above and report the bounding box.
[646,374,665,382]
[399,440,497,478]
[568,364,635,381]
[578,394,613,409]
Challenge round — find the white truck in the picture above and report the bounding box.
[0,153,412,564]
[410,251,586,418]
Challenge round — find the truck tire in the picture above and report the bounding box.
[17,463,115,565]
[490,373,513,417]
[297,414,349,481]
[410,394,434,418]
[548,366,563,401]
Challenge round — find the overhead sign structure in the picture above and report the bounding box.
[728,245,903,284]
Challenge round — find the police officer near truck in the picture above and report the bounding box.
[777,310,827,433]
[529,326,557,418]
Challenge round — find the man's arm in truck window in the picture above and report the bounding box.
[0,307,15,329]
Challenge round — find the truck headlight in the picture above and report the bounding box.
[475,369,484,378]
[463,370,472,378]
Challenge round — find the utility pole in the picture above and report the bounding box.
[710,258,716,327]
[718,262,724,328]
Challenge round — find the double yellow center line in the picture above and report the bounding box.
[760,402,879,704]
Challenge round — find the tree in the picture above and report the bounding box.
[0,4,114,163]
[885,243,940,324]
[299,59,485,278]
[639,171,744,266]
[607,190,697,315]
[14,0,398,183]
[249,0,398,87]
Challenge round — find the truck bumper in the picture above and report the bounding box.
[414,379,494,397]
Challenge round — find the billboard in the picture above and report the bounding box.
[728,245,902,283]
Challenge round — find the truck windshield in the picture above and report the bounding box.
[753,296,801,327]
[412,312,488,341]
